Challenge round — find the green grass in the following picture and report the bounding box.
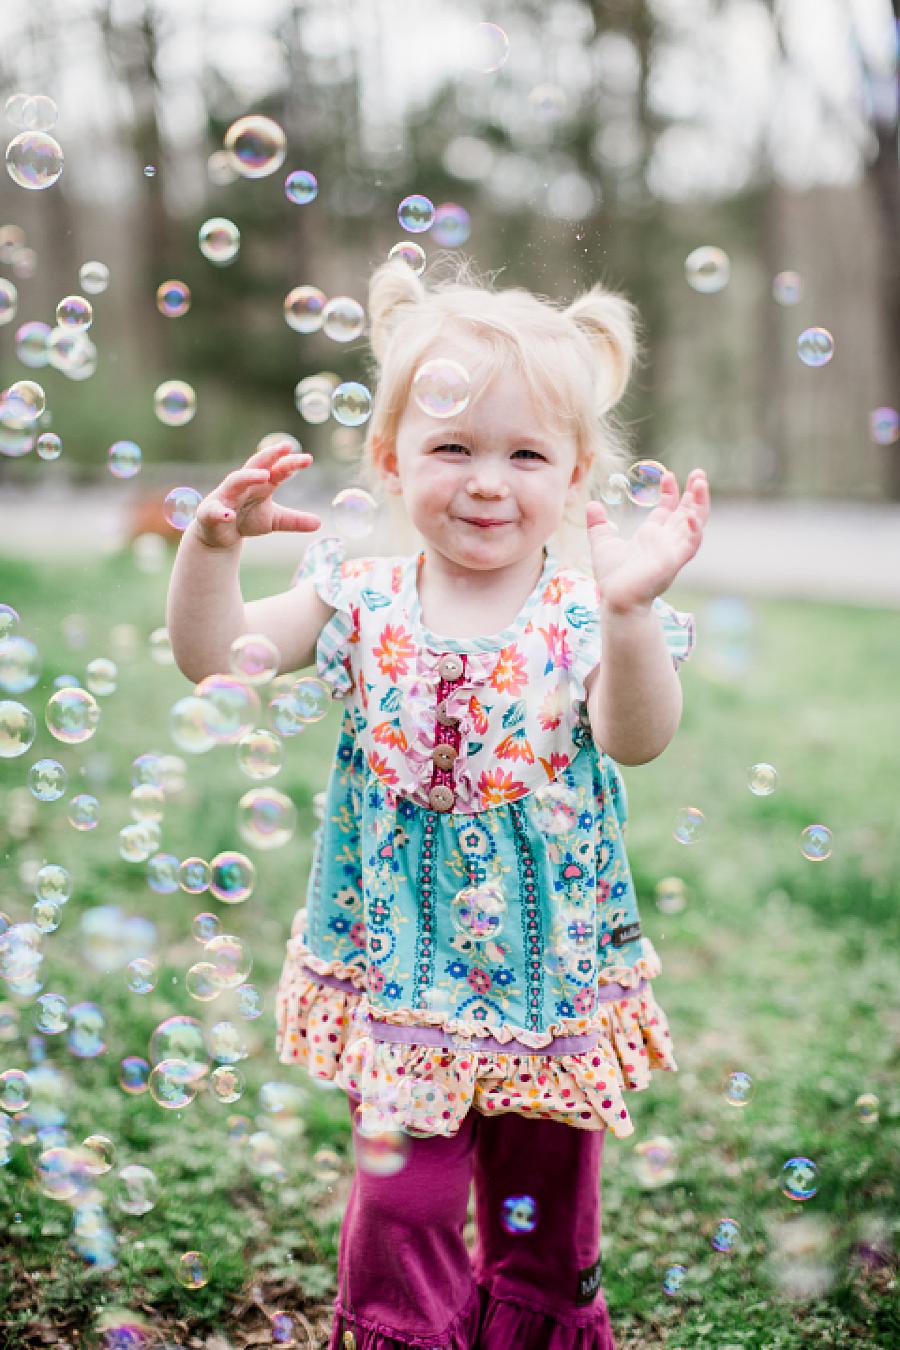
[0,550,897,1348]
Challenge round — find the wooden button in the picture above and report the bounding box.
[437,653,464,682]
[428,784,455,812]
[436,699,459,727]
[432,743,458,770]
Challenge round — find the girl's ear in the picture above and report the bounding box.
[372,435,402,495]
[566,453,590,501]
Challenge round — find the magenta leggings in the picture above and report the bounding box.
[329,1102,615,1350]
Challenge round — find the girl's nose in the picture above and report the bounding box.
[466,476,509,499]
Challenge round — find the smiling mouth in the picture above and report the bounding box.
[461,518,514,528]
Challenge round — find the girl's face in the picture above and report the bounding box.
[378,335,586,575]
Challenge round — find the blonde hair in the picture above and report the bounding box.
[358,255,640,571]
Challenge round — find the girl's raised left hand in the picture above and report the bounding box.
[585,468,710,612]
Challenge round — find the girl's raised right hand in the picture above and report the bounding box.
[192,441,322,549]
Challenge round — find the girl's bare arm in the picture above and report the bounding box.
[165,443,333,683]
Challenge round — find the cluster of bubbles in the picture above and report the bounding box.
[665,761,832,860]
[4,94,64,192]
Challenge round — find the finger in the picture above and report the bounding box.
[270,506,322,533]
[217,468,273,508]
[586,499,608,530]
[268,453,313,484]
[243,441,305,472]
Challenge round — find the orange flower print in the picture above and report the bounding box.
[537,622,573,675]
[496,729,535,763]
[468,695,489,735]
[372,623,416,680]
[341,559,375,580]
[371,719,408,751]
[367,749,400,785]
[537,684,566,731]
[489,644,528,695]
[538,752,570,780]
[542,573,575,604]
[348,603,361,644]
[478,767,527,806]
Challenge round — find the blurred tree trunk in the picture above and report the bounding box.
[869,0,900,497]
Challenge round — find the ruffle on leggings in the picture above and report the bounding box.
[274,940,365,1081]
[476,1285,616,1350]
[329,1284,481,1349]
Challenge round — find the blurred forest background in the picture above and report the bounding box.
[0,0,897,508]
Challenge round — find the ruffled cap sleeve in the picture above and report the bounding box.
[292,535,359,697]
[652,596,695,668]
[568,581,696,689]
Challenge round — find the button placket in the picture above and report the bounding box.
[428,653,465,812]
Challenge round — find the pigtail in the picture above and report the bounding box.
[564,285,640,416]
[368,260,427,365]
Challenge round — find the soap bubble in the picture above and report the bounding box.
[210,1065,243,1103]
[179,859,211,895]
[331,381,372,427]
[797,328,834,368]
[191,911,221,942]
[397,194,434,233]
[654,876,686,914]
[23,96,58,132]
[36,1145,90,1201]
[33,896,61,933]
[294,373,336,422]
[195,673,260,744]
[149,1058,198,1109]
[236,728,283,780]
[355,1121,410,1177]
[772,270,802,305]
[119,1056,150,1095]
[176,1249,210,1289]
[35,992,69,1035]
[500,1194,539,1234]
[117,1163,159,1215]
[68,1001,106,1058]
[684,246,730,293]
[185,962,221,1001]
[0,700,35,757]
[388,240,426,274]
[283,284,326,333]
[331,487,378,539]
[162,486,201,531]
[6,132,64,190]
[451,881,506,942]
[126,957,157,994]
[0,604,19,637]
[3,378,45,422]
[154,379,196,427]
[781,1156,818,1201]
[626,459,666,507]
[0,1068,31,1113]
[118,822,160,861]
[156,279,191,318]
[207,1019,248,1064]
[673,806,704,845]
[85,656,117,696]
[800,824,832,861]
[237,787,297,850]
[869,406,898,445]
[205,934,252,988]
[35,864,72,904]
[79,261,109,294]
[0,634,40,692]
[322,295,365,342]
[237,984,262,1019]
[4,94,29,127]
[531,783,578,836]
[467,22,510,73]
[711,1217,740,1253]
[285,169,318,204]
[854,1092,879,1125]
[149,627,174,665]
[271,1312,297,1346]
[432,202,471,247]
[634,1136,677,1188]
[169,695,218,754]
[0,278,17,325]
[412,358,471,419]
[146,853,179,895]
[45,687,100,743]
[81,1134,115,1174]
[107,439,141,479]
[36,432,62,460]
[56,295,92,330]
[149,1014,207,1079]
[224,114,286,179]
[528,83,568,121]
[662,1263,687,1295]
[209,850,255,904]
[722,1070,755,1107]
[230,633,280,685]
[198,217,240,265]
[748,763,778,795]
[288,676,331,723]
[67,793,101,830]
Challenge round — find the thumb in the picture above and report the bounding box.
[586,499,618,532]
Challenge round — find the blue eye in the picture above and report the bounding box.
[513,449,546,461]
[434,443,469,454]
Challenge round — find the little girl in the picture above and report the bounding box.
[167,259,710,1350]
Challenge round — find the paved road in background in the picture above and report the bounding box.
[1,487,898,609]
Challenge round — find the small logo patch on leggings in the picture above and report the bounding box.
[577,1255,602,1305]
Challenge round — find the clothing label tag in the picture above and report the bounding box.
[577,1254,602,1305]
[611,921,641,946]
